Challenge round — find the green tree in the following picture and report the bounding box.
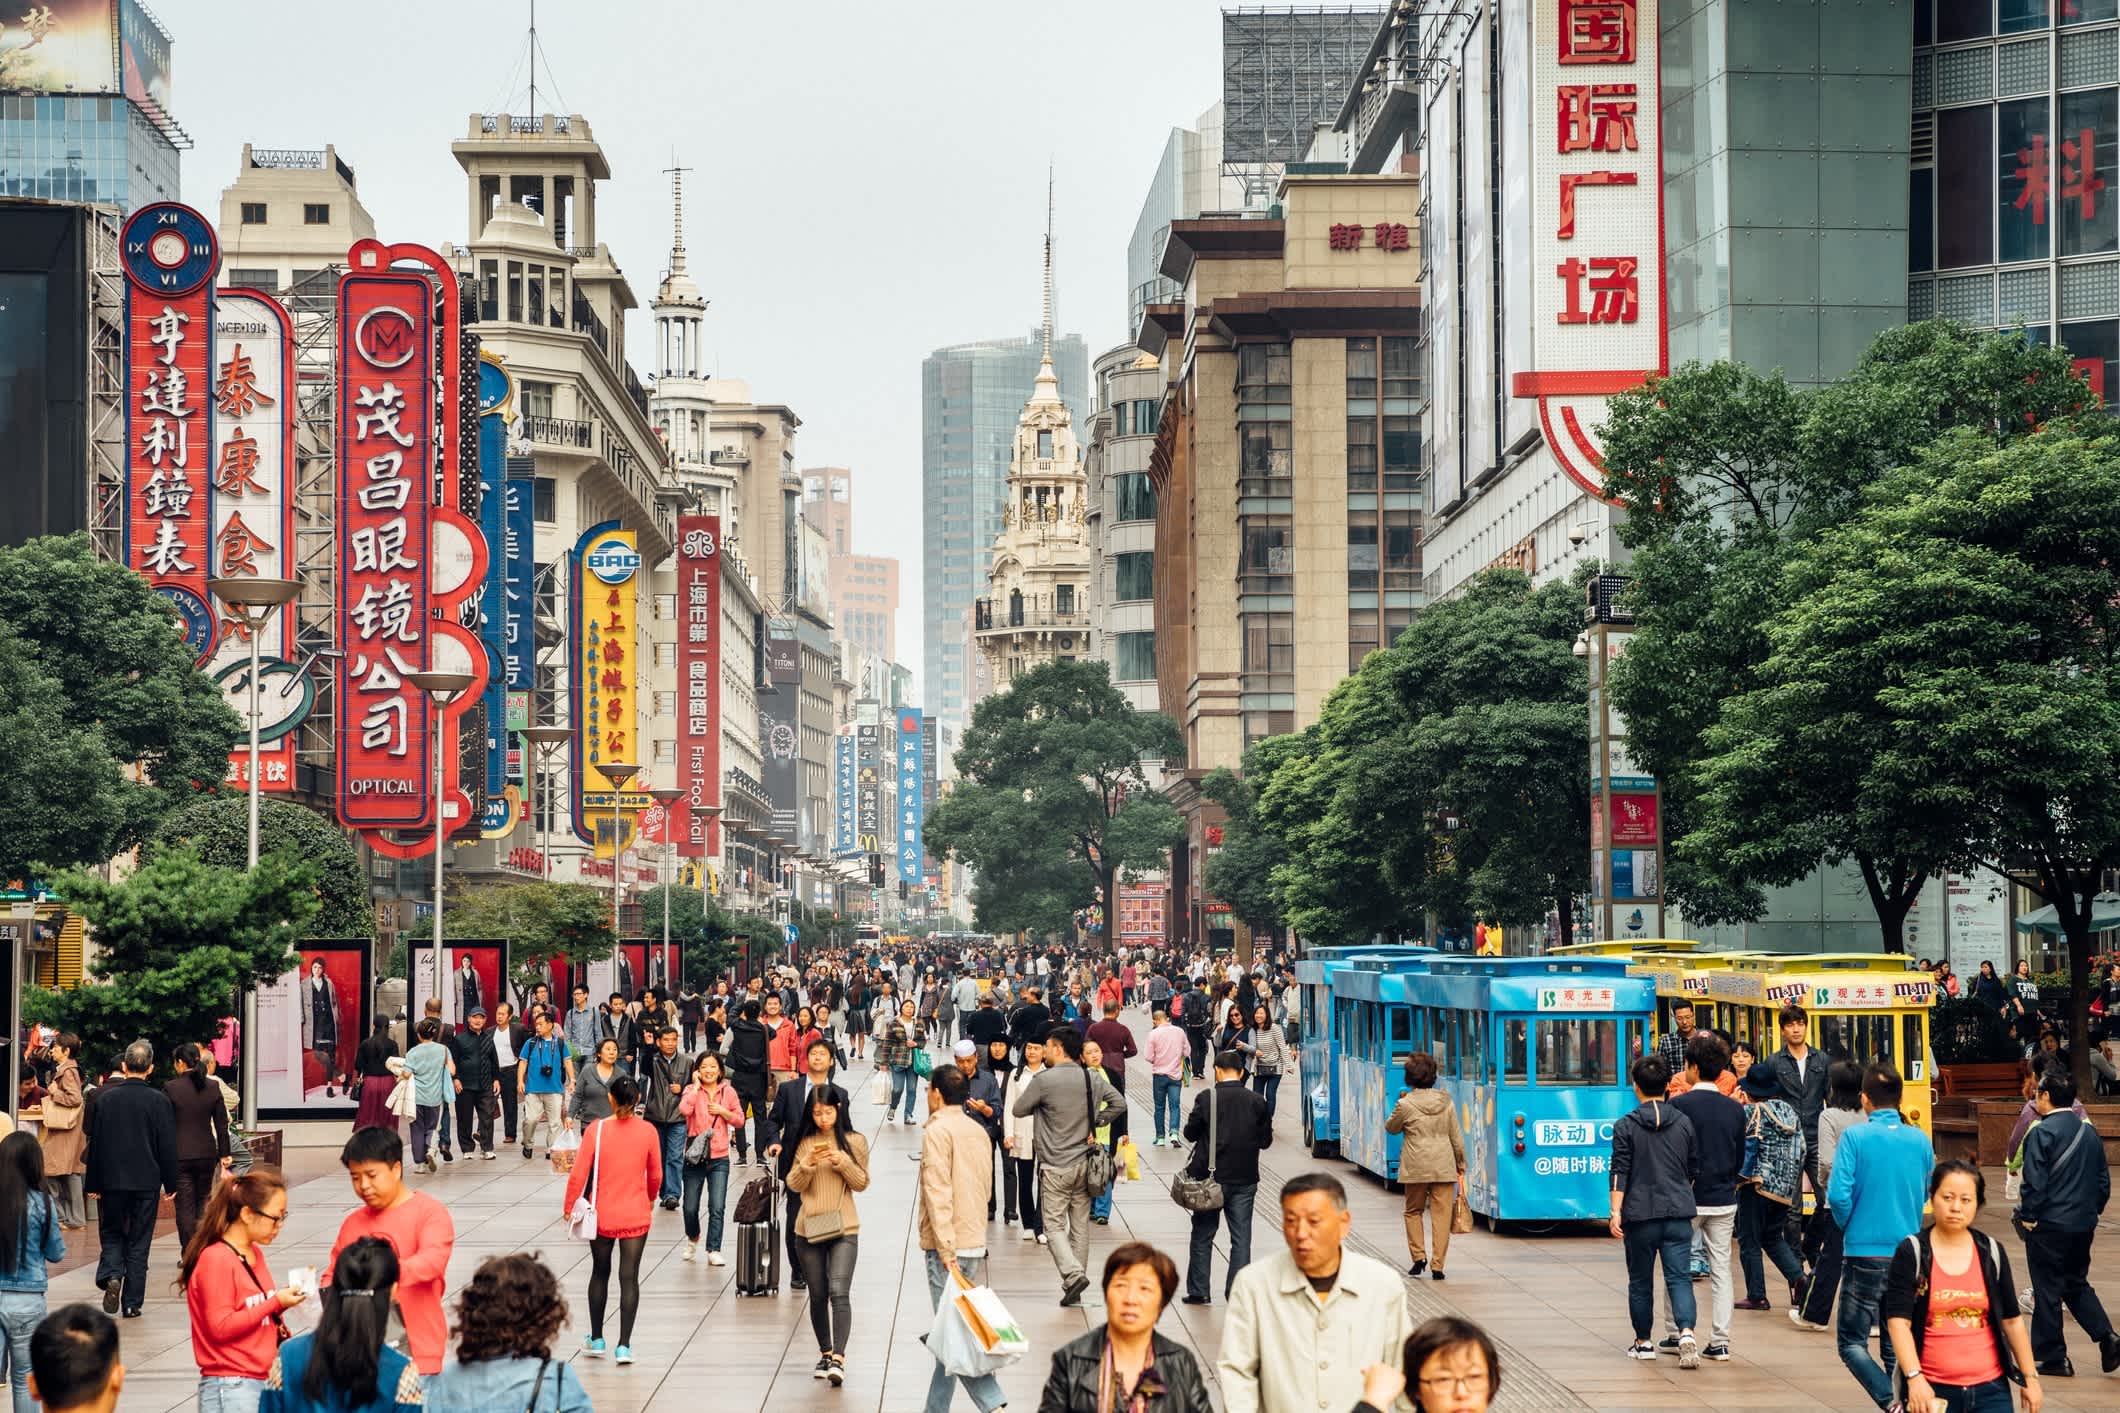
[1201,752,1290,934]
[153,796,370,937]
[25,848,317,1071]
[927,660,1185,947]
[1732,427,2120,1092]
[1601,324,2093,930]
[441,881,615,993]
[633,884,743,987]
[0,536,244,877]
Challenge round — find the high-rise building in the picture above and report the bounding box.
[0,1,184,212]
[1085,345,1164,712]
[1218,6,1386,204]
[801,467,900,664]
[1127,104,1243,332]
[922,328,1087,737]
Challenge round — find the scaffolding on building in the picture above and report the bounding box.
[1220,4,1387,204]
[86,210,126,566]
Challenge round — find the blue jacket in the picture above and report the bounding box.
[261,1332,420,1413]
[424,1355,593,1412]
[0,1193,65,1293]
[1826,1109,1933,1259]
[2016,1108,2111,1232]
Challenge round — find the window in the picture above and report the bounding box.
[1388,1007,1411,1052]
[240,202,266,224]
[303,203,329,225]
[1999,98,2050,264]
[2059,87,2118,258]
[1113,402,1131,438]
[226,268,276,291]
[1241,611,1294,674]
[1237,343,1292,401]
[652,739,675,765]
[1114,551,1153,601]
[1114,631,1155,681]
[1999,0,2048,31]
[1346,337,1377,397]
[1910,168,1934,274]
[521,380,555,420]
[1241,422,1292,477]
[1937,106,1995,269]
[2060,320,2117,405]
[1535,1019,1621,1087]
[1936,0,1991,41]
[1132,399,1161,435]
[1113,473,1156,522]
[652,691,676,717]
[1501,1018,1530,1084]
[2065,0,2120,21]
[1903,1015,1927,1083]
[532,476,557,524]
[1037,429,1053,459]
[1242,523,1294,587]
[1815,1014,1898,1071]
[1382,337,1419,399]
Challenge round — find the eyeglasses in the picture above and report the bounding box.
[248,1207,290,1227]
[1418,1374,1489,1394]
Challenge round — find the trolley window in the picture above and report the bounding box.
[1626,1020,1647,1066]
[1816,1013,1896,1070]
[1388,1007,1412,1052]
[1464,1010,1487,1079]
[1500,1018,1530,1084]
[1535,1019,1621,1087]
[1903,1014,1926,1082]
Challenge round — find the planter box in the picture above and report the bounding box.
[1970,1098,2120,1165]
[242,1129,283,1171]
[1936,1061,2025,1100]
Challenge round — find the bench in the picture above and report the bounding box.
[1935,1061,2025,1099]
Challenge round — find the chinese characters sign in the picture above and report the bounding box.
[1511,0,1665,500]
[1808,981,1932,1010]
[571,521,642,857]
[834,727,857,854]
[1536,985,1617,1011]
[676,514,721,859]
[1326,222,1412,252]
[855,723,882,854]
[897,708,924,883]
[121,201,220,660]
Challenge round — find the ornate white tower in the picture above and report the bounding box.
[649,165,730,520]
[974,182,1095,690]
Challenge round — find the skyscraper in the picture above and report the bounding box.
[0,1,184,212]
[922,328,1087,737]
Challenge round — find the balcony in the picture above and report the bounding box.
[519,414,593,449]
[974,599,1091,634]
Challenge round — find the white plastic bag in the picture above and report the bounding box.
[549,1124,581,1176]
[278,1265,320,1337]
[2004,1169,2022,1202]
[926,1271,1026,1377]
[868,1068,890,1107]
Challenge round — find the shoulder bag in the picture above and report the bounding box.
[566,1120,603,1241]
[40,1071,80,1131]
[1080,1065,1116,1196]
[1171,1086,1225,1212]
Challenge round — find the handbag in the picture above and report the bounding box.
[912,1047,934,1079]
[566,1121,603,1241]
[40,1077,80,1132]
[799,1204,848,1241]
[1080,1064,1116,1196]
[868,1068,890,1106]
[1451,1187,1475,1234]
[1171,1084,1225,1212]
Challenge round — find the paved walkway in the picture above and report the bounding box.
[63,1016,2120,1412]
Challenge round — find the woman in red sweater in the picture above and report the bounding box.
[560,1072,662,1365]
[180,1167,307,1410]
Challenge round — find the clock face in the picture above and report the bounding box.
[149,230,189,268]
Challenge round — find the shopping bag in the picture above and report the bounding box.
[1119,1137,1141,1182]
[2004,1169,2022,1202]
[955,1282,1029,1364]
[549,1125,581,1176]
[926,1271,1024,1377]
[1451,1189,1474,1235]
[913,1047,934,1079]
[868,1068,890,1107]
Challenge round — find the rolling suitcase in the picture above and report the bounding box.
[734,1175,780,1296]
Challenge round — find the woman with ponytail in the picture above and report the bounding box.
[261,1236,421,1412]
[166,1042,231,1250]
[180,1167,303,1412]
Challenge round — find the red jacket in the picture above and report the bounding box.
[186,1240,282,1379]
[563,1114,663,1239]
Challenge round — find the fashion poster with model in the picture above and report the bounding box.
[408,939,509,1025]
[255,939,371,1117]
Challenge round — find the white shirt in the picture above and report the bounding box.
[1220,1248,1414,1413]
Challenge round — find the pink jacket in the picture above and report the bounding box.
[679,1079,742,1159]
[1145,1022,1188,1079]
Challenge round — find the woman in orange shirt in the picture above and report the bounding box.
[181,1168,306,1411]
[561,1073,662,1366]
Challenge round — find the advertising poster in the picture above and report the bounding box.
[406,940,508,1027]
[896,708,924,882]
[0,0,116,95]
[1946,870,2010,977]
[570,520,642,855]
[675,515,720,857]
[118,0,172,113]
[257,939,372,1120]
[1608,793,1658,846]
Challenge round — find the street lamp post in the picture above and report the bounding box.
[206,576,302,1130]
[405,670,478,1024]
[517,726,572,883]
[647,786,685,989]
[594,762,639,983]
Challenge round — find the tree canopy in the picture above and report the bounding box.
[926,659,1184,943]
[441,880,616,980]
[153,796,370,938]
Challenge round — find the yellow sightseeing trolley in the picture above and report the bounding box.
[1705,954,1936,1133]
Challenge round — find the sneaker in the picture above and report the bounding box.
[827,1356,845,1387]
[814,1355,832,1380]
[682,1240,698,1263]
[583,1338,607,1359]
[1788,1307,1830,1333]
[1734,1297,1770,1311]
[614,1346,634,1366]
[1703,1343,1732,1362]
[522,1144,532,1159]
[482,1149,497,1161]
[1408,1259,1428,1278]
[1020,1228,1038,1241]
[1036,1232,1050,1245]
[1678,1332,1700,1370]
[1059,1273,1089,1307]
[1657,1336,1681,1354]
[707,1249,726,1266]
[1628,1341,1657,1361]
[1690,1259,1710,1279]
[101,1278,121,1315]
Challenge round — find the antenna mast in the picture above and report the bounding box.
[1042,165,1054,364]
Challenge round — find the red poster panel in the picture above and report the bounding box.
[335,271,434,831]
[676,515,722,858]
[1608,791,1659,845]
[256,938,374,1120]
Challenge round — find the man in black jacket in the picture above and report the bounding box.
[446,1009,501,1159]
[1179,1050,1272,1306]
[1007,987,1051,1060]
[1611,1055,1701,1366]
[1670,1033,1746,1362]
[963,992,1009,1050]
[1178,981,1213,1081]
[85,1041,177,1318]
[641,1025,692,1210]
[763,1037,843,1293]
[2016,1068,2120,1375]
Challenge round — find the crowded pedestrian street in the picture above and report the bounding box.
[29,1005,2118,1413]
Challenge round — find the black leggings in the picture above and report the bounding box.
[587,1234,647,1345]
[794,1233,859,1354]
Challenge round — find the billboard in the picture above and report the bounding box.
[1219,7,1382,166]
[855,723,882,854]
[474,353,512,805]
[896,708,924,882]
[117,0,171,114]
[0,203,94,546]
[760,684,800,841]
[833,726,856,853]
[255,939,372,1120]
[571,521,642,856]
[121,201,219,662]
[1116,883,1167,943]
[676,515,721,858]
[0,0,115,96]
[205,286,299,793]
[799,519,831,621]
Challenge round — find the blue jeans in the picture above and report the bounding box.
[1925,1379,2013,1413]
[924,1250,1005,1413]
[0,1291,42,1413]
[1252,1071,1281,1120]
[1837,1256,1897,1408]
[683,1154,731,1248]
[195,1375,265,1413]
[1185,1181,1257,1300]
[1623,1215,1697,1341]
[892,1066,919,1121]
[1152,1074,1181,1139]
[655,1121,686,1203]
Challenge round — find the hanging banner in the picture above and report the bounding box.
[897,707,924,882]
[205,286,301,792]
[676,514,721,859]
[121,200,219,661]
[571,521,642,856]
[856,723,882,854]
[834,726,856,854]
[474,352,512,803]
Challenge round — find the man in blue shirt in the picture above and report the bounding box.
[1825,1061,1933,1410]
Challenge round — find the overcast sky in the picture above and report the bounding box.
[161,0,1234,593]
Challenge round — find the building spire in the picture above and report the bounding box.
[1041,164,1054,366]
[663,159,692,275]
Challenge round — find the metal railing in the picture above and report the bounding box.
[520,415,593,448]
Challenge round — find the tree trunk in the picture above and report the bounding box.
[1553,890,1576,950]
[1100,860,1119,955]
[1855,854,1918,954]
[2063,908,2097,1100]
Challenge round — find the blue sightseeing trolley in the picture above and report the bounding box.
[1330,955,1655,1225]
[1295,945,1430,1156]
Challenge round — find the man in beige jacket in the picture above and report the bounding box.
[919,1063,1004,1413]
